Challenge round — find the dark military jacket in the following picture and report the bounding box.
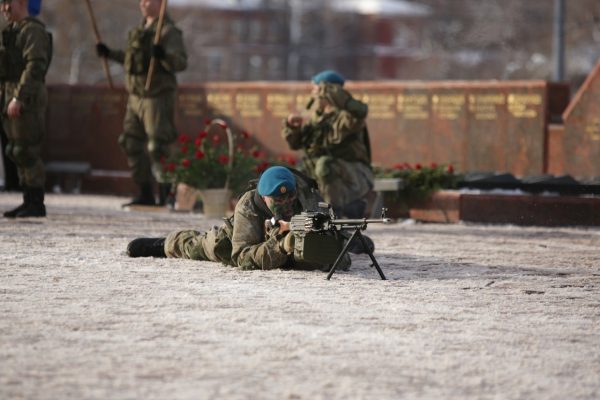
[0,17,51,108]
[282,97,372,166]
[107,15,187,97]
[231,171,323,270]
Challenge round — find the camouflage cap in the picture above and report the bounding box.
[257,166,296,197]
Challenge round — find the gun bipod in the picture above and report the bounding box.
[326,226,387,280]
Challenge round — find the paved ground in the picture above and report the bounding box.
[0,193,599,400]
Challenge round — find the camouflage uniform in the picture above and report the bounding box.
[106,16,187,186]
[163,171,349,270]
[0,16,50,190]
[282,82,374,217]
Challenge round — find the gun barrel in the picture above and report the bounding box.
[331,218,392,225]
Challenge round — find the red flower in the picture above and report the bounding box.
[177,134,190,144]
[403,162,412,169]
[415,163,422,170]
[236,144,245,152]
[393,163,404,170]
[180,145,189,154]
[212,134,221,145]
[447,164,454,174]
[194,137,203,147]
[256,160,270,173]
[198,130,208,139]
[284,154,297,166]
[181,159,191,168]
[166,162,176,172]
[195,150,205,159]
[241,130,251,139]
[218,154,230,165]
[430,162,438,169]
[203,118,212,126]
[252,149,265,159]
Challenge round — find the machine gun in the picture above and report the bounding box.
[289,202,391,280]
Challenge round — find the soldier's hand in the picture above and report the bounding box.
[287,114,303,128]
[322,82,351,109]
[96,42,110,58]
[152,44,166,59]
[7,98,22,119]
[279,232,295,255]
[278,220,290,234]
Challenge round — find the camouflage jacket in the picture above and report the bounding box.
[231,171,323,270]
[282,96,372,166]
[0,17,51,106]
[107,15,187,97]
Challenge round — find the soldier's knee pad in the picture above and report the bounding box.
[314,156,335,181]
[11,145,36,167]
[118,134,145,156]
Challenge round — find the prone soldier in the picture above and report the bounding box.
[96,0,187,206]
[1,0,51,217]
[282,70,374,219]
[126,166,352,271]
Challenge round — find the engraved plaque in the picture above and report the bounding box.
[235,93,263,118]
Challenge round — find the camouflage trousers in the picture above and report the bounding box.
[308,156,373,211]
[119,92,177,184]
[165,224,233,265]
[164,225,351,271]
[1,86,47,188]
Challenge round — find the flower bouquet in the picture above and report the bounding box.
[163,119,260,214]
[375,162,460,216]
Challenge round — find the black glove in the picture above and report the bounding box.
[151,44,166,59]
[95,42,110,58]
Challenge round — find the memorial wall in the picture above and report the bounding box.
[44,81,569,195]
[557,60,600,178]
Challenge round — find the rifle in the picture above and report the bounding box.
[84,0,114,89]
[289,202,391,280]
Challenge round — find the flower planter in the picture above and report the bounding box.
[199,188,232,218]
[174,183,200,211]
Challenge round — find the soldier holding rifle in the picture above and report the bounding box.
[96,0,187,206]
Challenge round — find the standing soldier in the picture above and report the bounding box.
[282,70,374,218]
[0,0,51,218]
[96,0,187,206]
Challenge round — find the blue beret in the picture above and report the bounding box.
[257,166,296,197]
[312,70,345,86]
[28,0,41,16]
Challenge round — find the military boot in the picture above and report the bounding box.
[157,183,174,207]
[15,187,46,218]
[127,237,166,258]
[3,187,29,218]
[122,183,156,207]
[342,199,367,219]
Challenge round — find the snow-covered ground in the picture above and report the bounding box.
[1,193,599,400]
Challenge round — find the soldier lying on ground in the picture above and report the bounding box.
[127,166,374,271]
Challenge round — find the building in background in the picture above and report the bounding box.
[31,0,600,91]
